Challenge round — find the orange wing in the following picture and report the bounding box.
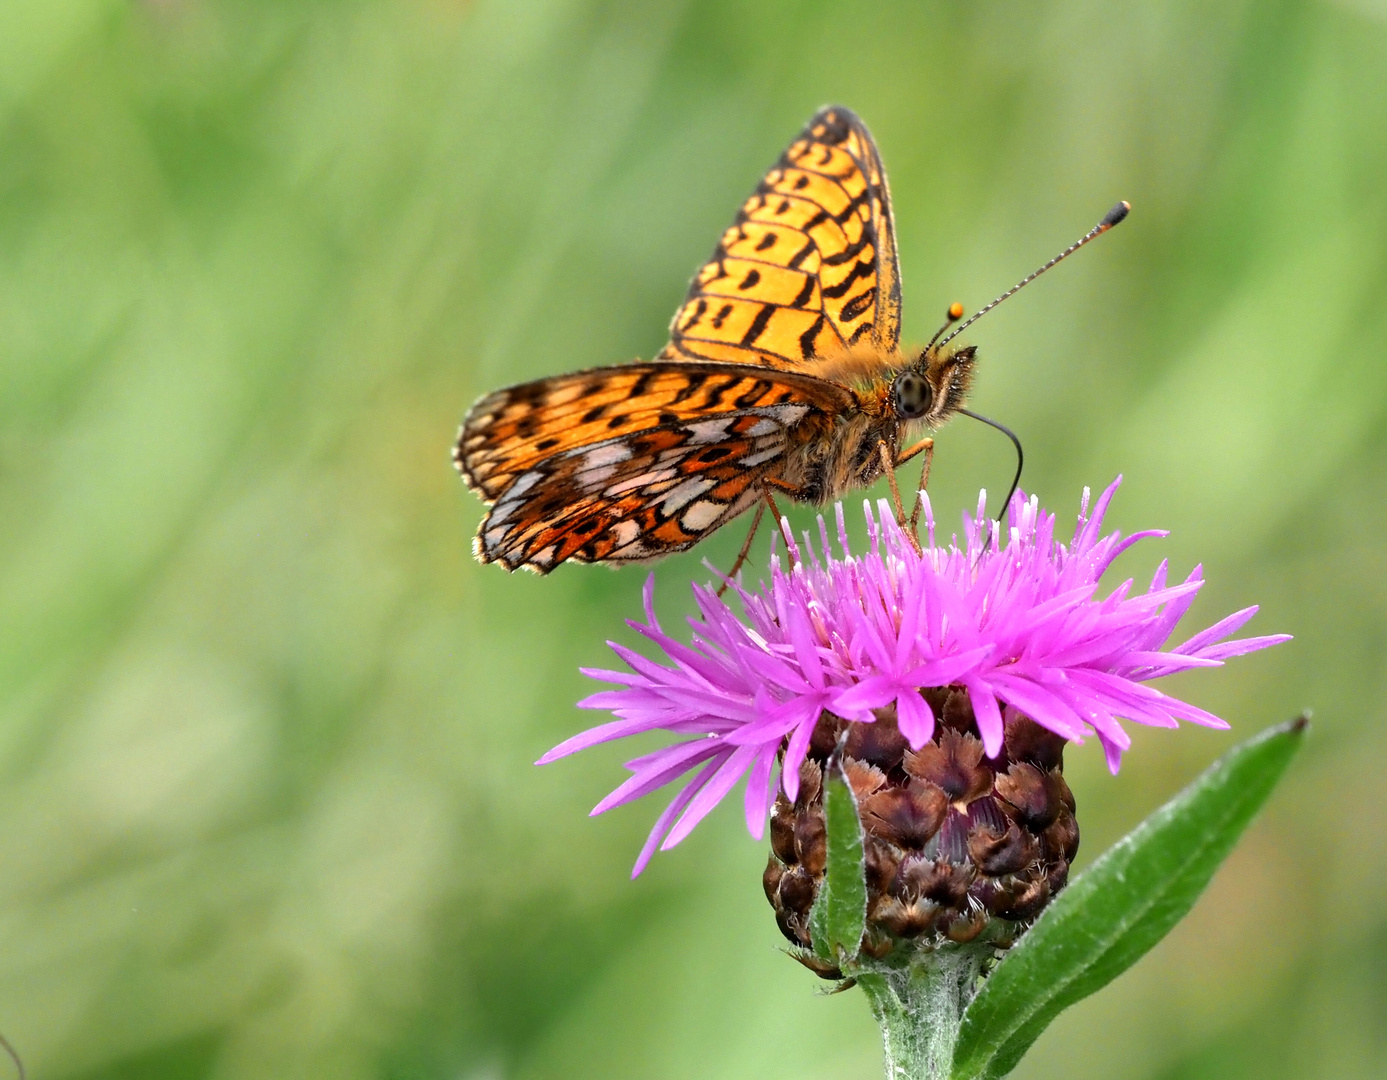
[455,362,855,571]
[660,105,903,369]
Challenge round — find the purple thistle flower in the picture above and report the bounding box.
[539,479,1289,876]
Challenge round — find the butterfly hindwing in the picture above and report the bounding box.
[662,105,902,369]
[474,419,783,570]
[454,360,857,571]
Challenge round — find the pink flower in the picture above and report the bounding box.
[540,479,1289,876]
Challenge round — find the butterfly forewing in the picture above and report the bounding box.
[458,362,853,499]
[661,105,902,369]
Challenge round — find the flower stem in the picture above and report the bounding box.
[858,947,990,1080]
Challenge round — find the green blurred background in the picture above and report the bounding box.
[1,0,1384,1077]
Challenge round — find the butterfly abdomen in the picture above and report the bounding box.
[780,408,898,505]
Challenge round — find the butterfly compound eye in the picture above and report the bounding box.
[891,371,933,420]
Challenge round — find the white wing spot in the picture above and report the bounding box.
[606,467,679,496]
[507,471,541,498]
[576,465,617,488]
[581,443,634,469]
[685,419,733,444]
[681,499,724,532]
[608,539,653,560]
[611,520,641,547]
[740,446,782,468]
[483,526,511,552]
[661,478,715,513]
[763,403,810,426]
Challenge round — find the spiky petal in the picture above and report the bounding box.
[541,478,1289,876]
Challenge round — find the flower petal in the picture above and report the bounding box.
[895,688,935,748]
[662,743,760,849]
[631,757,721,877]
[559,478,1287,870]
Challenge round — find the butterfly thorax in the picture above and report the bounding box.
[775,341,976,504]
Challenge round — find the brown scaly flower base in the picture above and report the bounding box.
[762,686,1079,977]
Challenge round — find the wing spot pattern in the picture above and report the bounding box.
[680,298,708,332]
[788,240,816,270]
[670,373,709,404]
[841,290,875,322]
[821,258,874,299]
[799,315,826,358]
[681,500,724,532]
[684,418,733,444]
[740,303,775,346]
[700,375,742,410]
[734,380,772,408]
[582,443,633,469]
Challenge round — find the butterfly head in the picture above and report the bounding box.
[890,344,976,427]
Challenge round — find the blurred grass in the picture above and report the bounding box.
[0,0,1385,1077]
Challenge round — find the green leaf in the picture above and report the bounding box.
[951,716,1308,1080]
[808,754,867,964]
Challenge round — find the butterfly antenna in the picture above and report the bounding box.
[958,408,1024,524]
[939,201,1130,349]
[924,301,966,353]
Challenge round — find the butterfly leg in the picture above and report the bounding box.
[895,436,934,468]
[897,437,935,537]
[763,477,806,499]
[716,500,766,597]
[762,478,805,537]
[759,484,801,551]
[877,441,922,553]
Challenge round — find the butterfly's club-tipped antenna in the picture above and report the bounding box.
[924,301,966,354]
[939,200,1130,349]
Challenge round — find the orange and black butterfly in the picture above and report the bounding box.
[455,105,1126,573]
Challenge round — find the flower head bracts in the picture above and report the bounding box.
[540,478,1289,875]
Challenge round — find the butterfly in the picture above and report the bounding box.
[455,105,1125,573]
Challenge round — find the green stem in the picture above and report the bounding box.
[858,947,989,1080]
